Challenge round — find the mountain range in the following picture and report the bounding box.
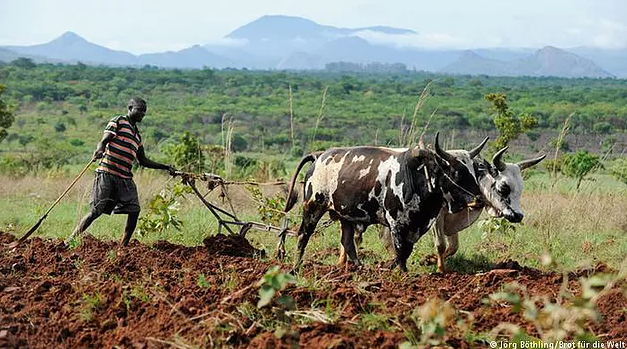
[1,15,625,78]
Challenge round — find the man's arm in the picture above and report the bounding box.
[93,132,115,160]
[136,146,176,174]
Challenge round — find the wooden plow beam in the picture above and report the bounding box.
[172,171,297,239]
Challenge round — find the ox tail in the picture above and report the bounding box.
[284,152,321,213]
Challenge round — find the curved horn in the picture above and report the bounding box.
[468,137,489,158]
[492,146,509,172]
[517,154,547,171]
[434,132,455,163]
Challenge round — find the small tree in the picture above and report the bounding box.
[0,85,14,143]
[164,132,205,172]
[561,151,602,190]
[485,93,537,153]
[609,158,627,185]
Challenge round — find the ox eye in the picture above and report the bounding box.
[497,185,510,196]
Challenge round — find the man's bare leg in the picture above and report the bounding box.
[122,212,139,246]
[66,211,101,244]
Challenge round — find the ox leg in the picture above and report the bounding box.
[338,224,364,266]
[294,204,326,270]
[389,225,413,272]
[443,232,459,259]
[340,220,361,268]
[433,216,447,273]
[396,239,414,272]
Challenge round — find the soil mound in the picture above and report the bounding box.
[203,233,265,258]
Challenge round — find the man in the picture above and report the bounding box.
[68,97,176,246]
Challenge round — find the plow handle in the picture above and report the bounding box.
[8,158,95,248]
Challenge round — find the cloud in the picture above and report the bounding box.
[351,30,489,49]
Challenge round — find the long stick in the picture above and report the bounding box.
[8,158,96,248]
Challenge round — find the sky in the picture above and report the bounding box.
[0,0,626,54]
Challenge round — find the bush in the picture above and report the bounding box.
[561,151,602,190]
[609,158,627,185]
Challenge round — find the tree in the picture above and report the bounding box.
[0,84,14,143]
[12,57,36,69]
[164,132,205,172]
[561,151,602,190]
[485,93,538,153]
[609,158,627,185]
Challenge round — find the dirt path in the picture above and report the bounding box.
[0,232,625,348]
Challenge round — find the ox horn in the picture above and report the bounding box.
[492,146,509,172]
[517,154,547,171]
[434,132,455,163]
[468,137,489,158]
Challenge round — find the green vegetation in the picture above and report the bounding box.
[0,62,626,179]
[0,84,14,143]
[560,150,602,190]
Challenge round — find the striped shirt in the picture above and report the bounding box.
[96,115,143,179]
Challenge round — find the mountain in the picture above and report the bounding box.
[440,50,508,75]
[1,16,625,77]
[441,46,614,78]
[570,47,627,78]
[226,15,416,41]
[6,31,137,65]
[138,45,233,69]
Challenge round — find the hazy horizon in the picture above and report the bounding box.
[1,0,626,55]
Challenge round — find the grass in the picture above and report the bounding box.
[1,170,626,272]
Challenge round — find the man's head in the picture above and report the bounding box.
[127,97,147,123]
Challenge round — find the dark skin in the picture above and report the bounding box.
[70,101,176,246]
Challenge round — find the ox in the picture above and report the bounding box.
[372,145,546,272]
[281,133,484,271]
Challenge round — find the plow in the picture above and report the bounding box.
[169,170,299,241]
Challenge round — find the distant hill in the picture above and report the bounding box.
[138,45,233,69]
[1,16,625,77]
[441,50,508,75]
[226,15,416,41]
[6,32,137,66]
[441,46,614,78]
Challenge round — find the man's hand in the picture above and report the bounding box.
[93,149,105,160]
[166,165,178,176]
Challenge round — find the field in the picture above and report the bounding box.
[1,170,627,348]
[1,64,627,347]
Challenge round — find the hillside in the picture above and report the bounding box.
[441,46,614,78]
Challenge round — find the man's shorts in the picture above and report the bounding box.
[90,171,140,215]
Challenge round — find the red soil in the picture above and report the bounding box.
[0,232,624,348]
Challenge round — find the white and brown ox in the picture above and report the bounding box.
[369,144,546,272]
[280,133,484,272]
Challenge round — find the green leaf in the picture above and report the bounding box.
[257,285,275,308]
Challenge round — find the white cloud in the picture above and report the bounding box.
[351,30,501,50]
[352,30,458,49]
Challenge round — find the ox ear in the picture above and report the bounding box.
[468,137,489,158]
[411,147,429,159]
[492,146,508,172]
[517,154,547,170]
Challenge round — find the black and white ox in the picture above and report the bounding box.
[281,133,484,272]
[374,145,546,272]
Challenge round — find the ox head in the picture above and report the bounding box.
[413,132,484,214]
[476,147,546,223]
[447,136,490,178]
